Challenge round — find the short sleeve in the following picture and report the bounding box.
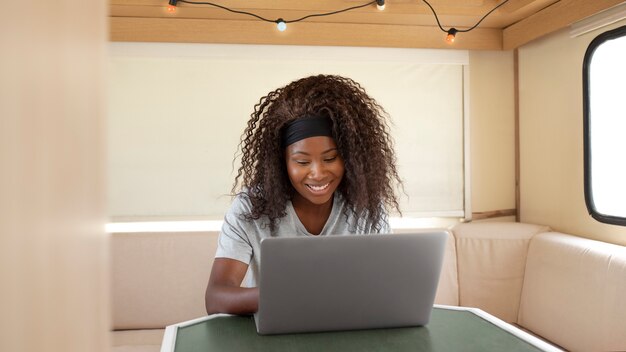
[215,196,254,265]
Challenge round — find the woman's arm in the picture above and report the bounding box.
[205,258,259,315]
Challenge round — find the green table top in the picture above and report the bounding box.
[168,307,558,352]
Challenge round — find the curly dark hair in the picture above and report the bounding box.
[233,74,402,230]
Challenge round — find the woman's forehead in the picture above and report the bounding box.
[286,136,338,155]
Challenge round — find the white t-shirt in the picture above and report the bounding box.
[215,192,390,287]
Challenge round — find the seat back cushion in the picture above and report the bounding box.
[433,230,459,306]
[111,232,218,330]
[452,222,549,322]
[518,232,626,352]
[111,329,164,352]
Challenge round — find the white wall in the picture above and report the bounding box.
[518,19,626,246]
[108,44,469,221]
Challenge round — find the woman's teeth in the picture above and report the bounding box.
[307,183,330,191]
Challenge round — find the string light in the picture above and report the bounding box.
[376,0,386,11]
[168,0,378,31]
[276,18,287,32]
[446,28,458,44]
[422,0,511,43]
[165,0,510,43]
[167,0,177,13]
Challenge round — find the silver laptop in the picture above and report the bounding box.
[253,231,447,335]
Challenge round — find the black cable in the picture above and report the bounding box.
[422,0,511,33]
[177,0,274,22]
[421,0,446,32]
[177,0,377,24]
[288,1,376,23]
[174,0,508,36]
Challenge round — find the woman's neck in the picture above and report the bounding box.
[291,194,334,236]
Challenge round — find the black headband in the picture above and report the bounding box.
[281,115,334,148]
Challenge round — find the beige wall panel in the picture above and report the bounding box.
[0,2,109,352]
[469,51,516,214]
[518,19,626,246]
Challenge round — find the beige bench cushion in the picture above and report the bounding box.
[452,222,549,322]
[433,230,460,306]
[111,329,164,352]
[518,232,626,352]
[111,232,218,329]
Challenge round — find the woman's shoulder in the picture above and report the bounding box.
[225,189,273,224]
[228,191,254,215]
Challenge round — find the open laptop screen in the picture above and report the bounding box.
[254,231,447,335]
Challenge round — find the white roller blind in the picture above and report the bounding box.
[108,43,468,221]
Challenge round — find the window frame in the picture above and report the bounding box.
[583,24,626,226]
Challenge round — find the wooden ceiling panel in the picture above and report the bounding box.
[109,0,624,50]
[111,16,502,49]
[503,0,626,49]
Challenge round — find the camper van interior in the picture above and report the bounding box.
[2,1,626,352]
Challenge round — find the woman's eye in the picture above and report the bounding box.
[295,160,310,165]
[324,156,337,162]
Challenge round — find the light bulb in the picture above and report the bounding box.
[276,19,287,32]
[446,28,458,44]
[167,0,178,14]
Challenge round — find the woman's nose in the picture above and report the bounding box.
[308,161,326,179]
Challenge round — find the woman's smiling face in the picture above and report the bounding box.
[285,136,345,207]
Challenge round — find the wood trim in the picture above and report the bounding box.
[503,0,625,50]
[514,49,520,222]
[110,17,503,50]
[463,65,472,222]
[471,209,517,220]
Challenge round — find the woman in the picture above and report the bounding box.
[205,74,402,315]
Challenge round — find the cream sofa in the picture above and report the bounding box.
[110,223,626,352]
